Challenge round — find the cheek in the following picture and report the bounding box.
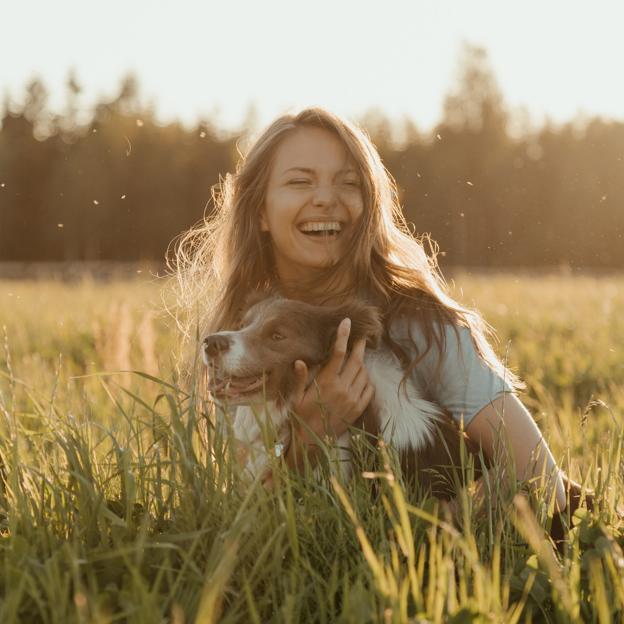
[343,190,365,221]
[263,199,298,239]
[353,201,364,222]
[265,189,303,220]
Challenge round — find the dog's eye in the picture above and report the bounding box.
[272,332,286,341]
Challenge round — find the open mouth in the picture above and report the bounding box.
[210,372,269,400]
[297,221,343,239]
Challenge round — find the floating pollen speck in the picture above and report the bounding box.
[466,181,473,186]
[460,212,465,217]
[601,195,607,201]
[121,194,126,199]
[436,133,442,140]
[93,200,99,205]
[0,183,5,187]
[57,223,64,228]
[199,131,206,138]
[136,119,144,127]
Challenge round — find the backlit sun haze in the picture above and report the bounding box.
[2,0,623,132]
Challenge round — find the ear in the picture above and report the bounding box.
[323,301,383,353]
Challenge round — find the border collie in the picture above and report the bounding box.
[202,295,485,497]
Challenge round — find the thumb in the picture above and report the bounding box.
[292,360,308,405]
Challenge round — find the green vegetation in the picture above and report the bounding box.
[0,273,622,623]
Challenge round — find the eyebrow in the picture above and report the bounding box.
[281,166,357,177]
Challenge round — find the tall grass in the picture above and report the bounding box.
[0,273,622,622]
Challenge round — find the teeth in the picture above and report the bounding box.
[299,221,342,232]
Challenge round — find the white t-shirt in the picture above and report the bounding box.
[389,318,514,428]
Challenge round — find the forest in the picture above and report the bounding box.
[1,46,622,268]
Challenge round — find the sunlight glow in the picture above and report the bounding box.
[2,0,623,131]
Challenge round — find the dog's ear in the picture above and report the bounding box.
[322,301,383,354]
[345,302,384,349]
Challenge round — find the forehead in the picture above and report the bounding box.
[246,298,302,320]
[271,127,355,176]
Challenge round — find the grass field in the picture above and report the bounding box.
[0,273,623,623]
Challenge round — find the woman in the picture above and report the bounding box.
[173,107,583,526]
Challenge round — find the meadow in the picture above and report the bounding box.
[0,272,622,623]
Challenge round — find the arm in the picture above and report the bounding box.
[407,321,567,515]
[464,393,567,513]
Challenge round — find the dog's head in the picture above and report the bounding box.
[202,295,383,405]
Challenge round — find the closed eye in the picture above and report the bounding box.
[272,332,286,341]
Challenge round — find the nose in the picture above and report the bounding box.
[203,334,232,358]
[312,184,337,207]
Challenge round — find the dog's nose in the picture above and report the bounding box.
[203,334,232,358]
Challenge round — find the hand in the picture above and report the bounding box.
[287,318,375,460]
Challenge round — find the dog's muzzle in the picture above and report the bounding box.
[203,334,231,359]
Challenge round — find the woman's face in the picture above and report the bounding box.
[261,126,364,284]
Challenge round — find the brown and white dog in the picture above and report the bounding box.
[202,295,485,497]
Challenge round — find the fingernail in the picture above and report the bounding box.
[344,318,351,330]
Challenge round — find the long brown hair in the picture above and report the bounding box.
[169,107,521,391]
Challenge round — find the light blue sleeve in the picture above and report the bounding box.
[390,319,514,428]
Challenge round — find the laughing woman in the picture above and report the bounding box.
[172,107,590,538]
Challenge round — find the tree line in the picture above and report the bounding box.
[1,45,622,268]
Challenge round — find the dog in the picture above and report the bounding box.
[202,295,601,552]
[202,295,486,498]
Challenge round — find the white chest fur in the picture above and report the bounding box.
[364,350,441,451]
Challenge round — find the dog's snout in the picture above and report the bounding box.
[203,334,232,358]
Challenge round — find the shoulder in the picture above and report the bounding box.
[388,315,515,427]
[388,314,472,362]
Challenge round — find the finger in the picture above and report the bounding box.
[291,360,309,406]
[355,383,375,414]
[349,363,369,398]
[325,317,351,376]
[338,384,374,430]
[339,337,367,385]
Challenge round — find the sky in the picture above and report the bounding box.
[2,0,623,133]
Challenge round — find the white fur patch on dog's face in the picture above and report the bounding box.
[201,331,245,367]
[215,331,246,370]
